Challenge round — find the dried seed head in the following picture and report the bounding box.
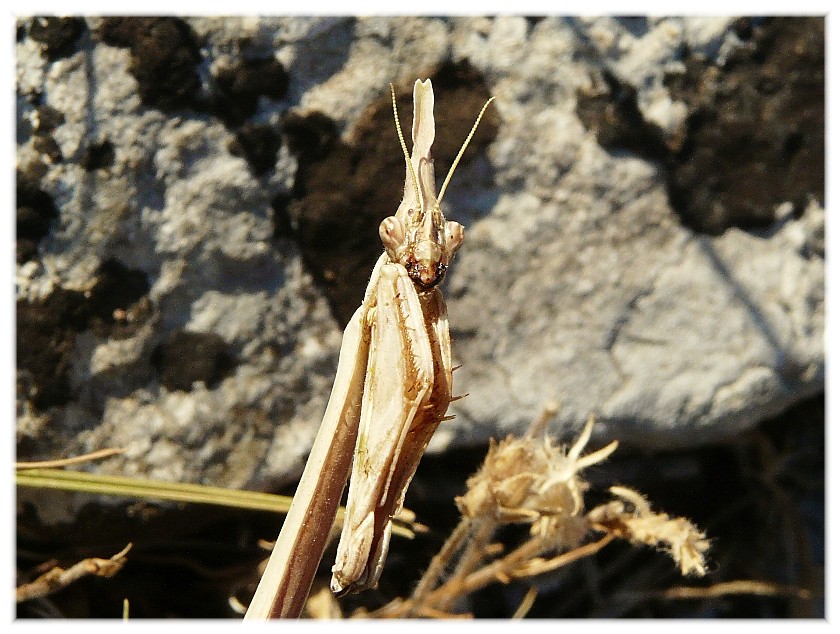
[456,417,616,539]
[588,486,711,576]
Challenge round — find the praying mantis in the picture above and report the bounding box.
[245,78,495,619]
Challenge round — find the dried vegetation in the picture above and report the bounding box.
[16,397,822,618]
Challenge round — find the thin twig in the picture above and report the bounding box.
[396,534,615,617]
[409,515,473,611]
[15,447,124,469]
[411,606,472,619]
[440,535,545,598]
[659,580,812,600]
[16,544,132,603]
[508,534,615,579]
[511,586,539,619]
[383,533,545,617]
[435,517,496,612]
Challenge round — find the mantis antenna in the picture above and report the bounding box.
[437,96,496,205]
[390,83,423,210]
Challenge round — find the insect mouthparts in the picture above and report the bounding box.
[408,260,447,289]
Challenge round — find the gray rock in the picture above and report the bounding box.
[15,17,824,522]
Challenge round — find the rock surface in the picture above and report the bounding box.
[16,17,824,519]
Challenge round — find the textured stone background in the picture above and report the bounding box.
[16,16,824,521]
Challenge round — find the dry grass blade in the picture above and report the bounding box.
[17,467,295,512]
[659,580,812,600]
[15,447,125,469]
[15,468,417,539]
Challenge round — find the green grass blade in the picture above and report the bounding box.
[15,468,415,539]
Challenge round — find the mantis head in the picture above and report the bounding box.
[380,80,494,290]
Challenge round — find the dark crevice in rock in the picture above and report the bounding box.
[97,17,203,112]
[732,16,755,41]
[664,17,824,235]
[576,69,669,161]
[270,193,294,240]
[228,123,283,176]
[576,17,824,237]
[281,111,338,163]
[28,16,88,61]
[17,289,92,410]
[16,259,153,410]
[524,17,545,33]
[33,105,65,135]
[29,105,66,164]
[210,56,289,127]
[16,171,58,264]
[151,330,238,392]
[32,136,63,163]
[87,259,152,339]
[80,140,116,171]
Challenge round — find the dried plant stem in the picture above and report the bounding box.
[435,518,496,612]
[409,515,473,609]
[244,376,362,619]
[410,605,473,618]
[15,447,124,469]
[507,534,615,579]
[16,468,297,513]
[659,580,811,600]
[511,586,539,619]
[433,538,540,604]
[16,544,132,603]
[375,533,540,617]
[365,413,716,619]
[407,515,497,615]
[380,531,616,618]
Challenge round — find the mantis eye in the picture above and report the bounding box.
[445,220,465,258]
[379,216,406,260]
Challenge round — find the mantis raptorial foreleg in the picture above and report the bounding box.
[244,78,494,619]
[244,255,385,619]
[331,262,451,594]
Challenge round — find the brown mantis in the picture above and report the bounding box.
[244,78,495,619]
